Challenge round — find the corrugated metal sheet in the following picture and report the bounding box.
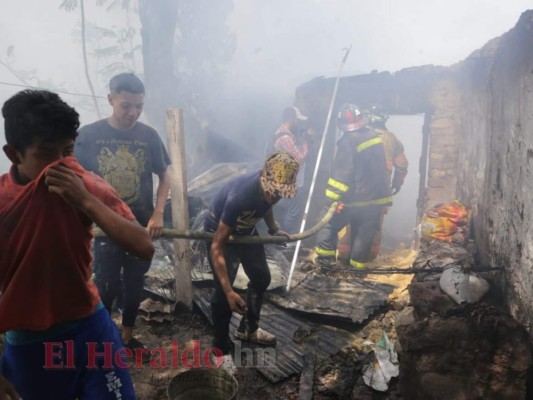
[268,273,395,323]
[194,288,360,383]
[187,162,254,201]
[145,239,395,382]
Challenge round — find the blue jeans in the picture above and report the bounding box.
[0,308,135,399]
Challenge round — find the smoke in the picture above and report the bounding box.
[0,0,531,174]
[382,115,425,246]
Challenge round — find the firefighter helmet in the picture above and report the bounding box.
[336,103,368,132]
[367,113,388,129]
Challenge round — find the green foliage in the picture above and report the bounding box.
[96,0,133,12]
[63,2,142,90]
[59,0,79,12]
[69,23,140,79]
[58,0,237,132]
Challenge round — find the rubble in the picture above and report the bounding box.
[397,240,532,399]
[397,303,531,400]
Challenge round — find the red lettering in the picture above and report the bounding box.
[181,340,201,368]
[43,342,63,369]
[150,347,168,369]
[134,347,150,368]
[203,346,223,369]
[65,340,75,369]
[86,342,114,368]
[170,340,179,368]
[114,347,133,369]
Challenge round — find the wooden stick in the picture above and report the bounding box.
[166,109,192,309]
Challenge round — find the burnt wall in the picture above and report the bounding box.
[294,66,450,232]
[294,10,533,337]
[456,10,533,334]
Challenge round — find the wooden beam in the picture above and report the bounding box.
[298,335,318,400]
[166,109,192,309]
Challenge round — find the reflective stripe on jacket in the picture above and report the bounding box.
[325,127,392,207]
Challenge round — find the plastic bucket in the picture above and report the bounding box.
[167,368,238,400]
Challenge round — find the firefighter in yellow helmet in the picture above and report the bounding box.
[315,104,392,269]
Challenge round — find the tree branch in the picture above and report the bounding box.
[80,0,102,119]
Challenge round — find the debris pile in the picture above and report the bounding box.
[396,203,532,399]
[396,303,531,399]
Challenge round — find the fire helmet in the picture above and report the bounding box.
[367,113,388,129]
[336,104,368,132]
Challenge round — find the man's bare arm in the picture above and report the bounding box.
[210,221,246,314]
[147,168,171,237]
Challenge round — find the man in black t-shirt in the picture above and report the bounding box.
[75,73,171,352]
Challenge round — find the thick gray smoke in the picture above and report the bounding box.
[0,0,530,174]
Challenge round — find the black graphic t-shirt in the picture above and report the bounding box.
[204,171,272,236]
[75,119,171,226]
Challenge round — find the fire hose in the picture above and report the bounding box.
[93,201,338,244]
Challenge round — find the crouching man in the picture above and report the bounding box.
[204,151,299,374]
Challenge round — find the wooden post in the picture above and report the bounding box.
[414,110,431,247]
[166,109,193,309]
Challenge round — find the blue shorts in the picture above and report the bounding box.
[0,308,135,399]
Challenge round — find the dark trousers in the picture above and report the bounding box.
[316,204,384,264]
[206,240,271,354]
[93,238,151,328]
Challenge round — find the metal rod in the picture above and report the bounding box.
[285,45,352,292]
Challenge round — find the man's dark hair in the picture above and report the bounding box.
[282,107,296,122]
[109,73,145,94]
[2,90,80,152]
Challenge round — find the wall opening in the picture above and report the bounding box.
[382,114,425,250]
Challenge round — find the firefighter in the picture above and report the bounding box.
[337,111,409,263]
[368,112,409,195]
[315,104,392,269]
